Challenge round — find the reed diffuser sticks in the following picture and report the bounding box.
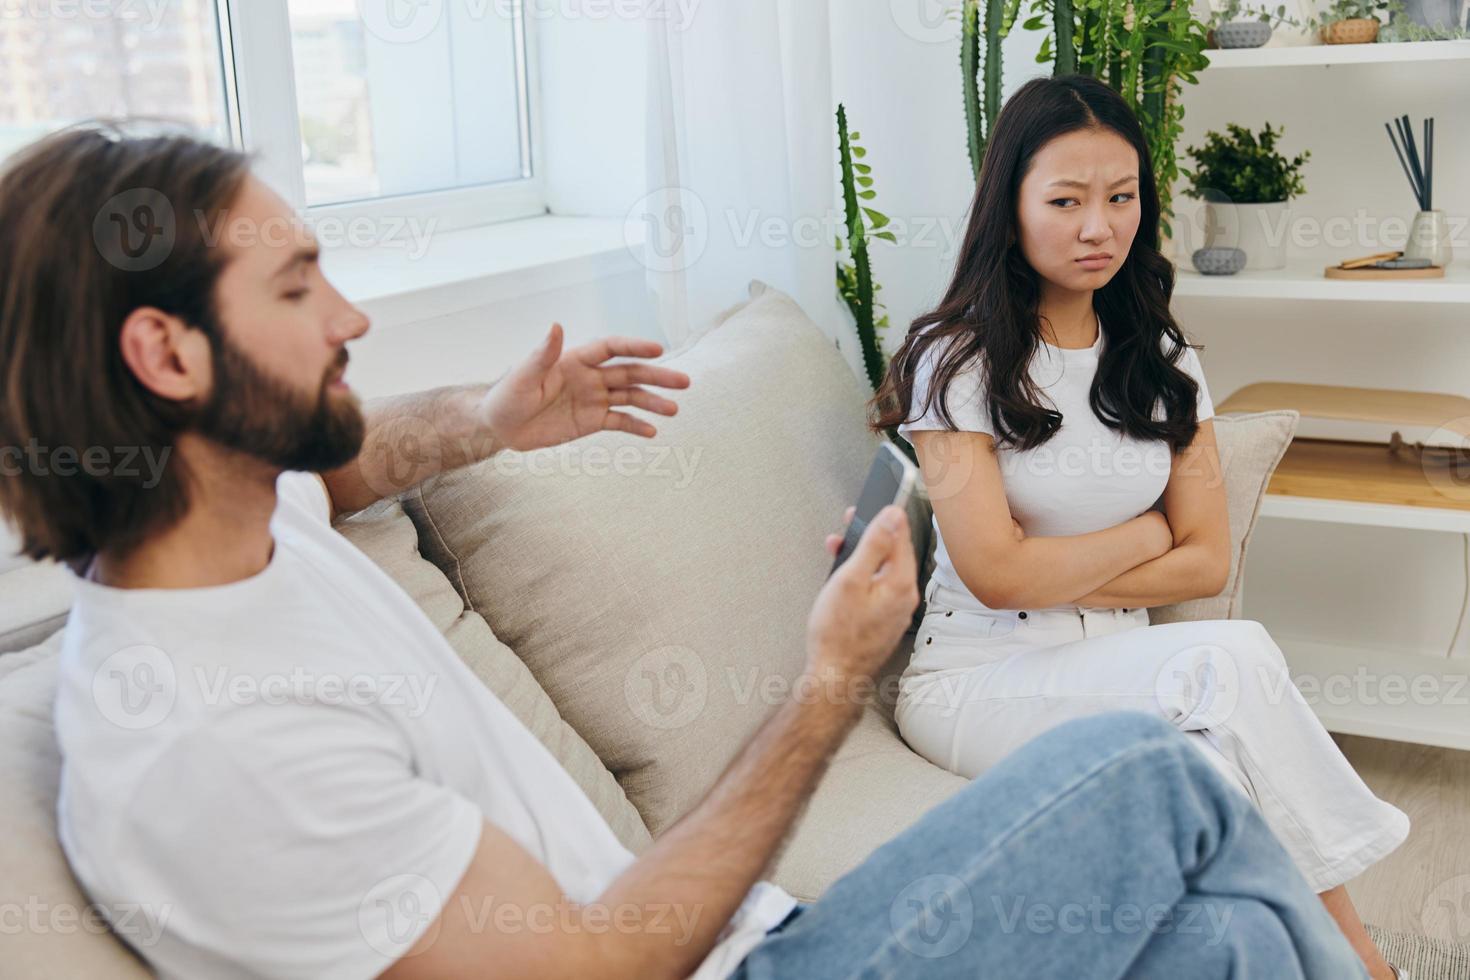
[1385,114,1435,211]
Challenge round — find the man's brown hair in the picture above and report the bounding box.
[0,125,251,567]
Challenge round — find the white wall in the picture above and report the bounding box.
[348,269,656,400]
[536,8,647,218]
[346,8,654,401]
[828,5,1048,356]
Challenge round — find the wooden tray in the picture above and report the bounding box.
[1266,438,1470,511]
[1324,264,1445,280]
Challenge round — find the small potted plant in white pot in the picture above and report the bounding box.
[1182,122,1310,271]
[1206,0,1304,47]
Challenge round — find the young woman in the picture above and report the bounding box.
[872,74,1409,980]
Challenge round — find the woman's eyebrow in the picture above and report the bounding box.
[1047,176,1139,189]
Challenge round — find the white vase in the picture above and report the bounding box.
[1203,200,1291,270]
[1404,210,1453,268]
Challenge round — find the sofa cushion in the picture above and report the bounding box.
[0,559,72,655]
[405,282,889,835]
[1150,410,1299,624]
[0,634,153,978]
[335,499,652,853]
[769,706,967,900]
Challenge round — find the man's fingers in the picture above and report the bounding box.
[602,364,691,391]
[576,336,666,366]
[841,506,907,580]
[602,411,657,439]
[608,387,679,417]
[825,506,857,557]
[537,323,565,369]
[880,508,918,592]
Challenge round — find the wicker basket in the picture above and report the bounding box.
[1320,17,1380,43]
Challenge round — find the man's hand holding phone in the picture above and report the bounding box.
[806,505,919,695]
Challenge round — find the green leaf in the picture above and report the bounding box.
[874,231,898,243]
[852,146,867,158]
[863,208,891,229]
[859,190,877,200]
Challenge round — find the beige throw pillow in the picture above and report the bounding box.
[1150,410,1298,624]
[406,282,886,834]
[335,499,652,852]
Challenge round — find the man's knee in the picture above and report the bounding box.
[1049,709,1180,751]
[977,711,1188,798]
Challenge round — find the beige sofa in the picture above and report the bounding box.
[0,283,1297,976]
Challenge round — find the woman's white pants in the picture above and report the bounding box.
[896,580,1411,893]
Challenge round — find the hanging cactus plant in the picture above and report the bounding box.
[835,104,894,396]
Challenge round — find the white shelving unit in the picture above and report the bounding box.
[1279,639,1470,750]
[1203,38,1470,69]
[1175,257,1470,303]
[1175,37,1470,750]
[1257,494,1470,534]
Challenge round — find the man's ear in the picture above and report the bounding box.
[117,307,212,403]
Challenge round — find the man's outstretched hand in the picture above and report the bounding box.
[479,323,692,453]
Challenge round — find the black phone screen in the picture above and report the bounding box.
[830,445,913,575]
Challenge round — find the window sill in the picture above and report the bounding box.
[322,215,647,331]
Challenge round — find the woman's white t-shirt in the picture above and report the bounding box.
[897,319,1214,613]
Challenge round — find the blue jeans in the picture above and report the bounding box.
[732,711,1367,980]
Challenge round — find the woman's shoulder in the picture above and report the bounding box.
[911,323,985,371]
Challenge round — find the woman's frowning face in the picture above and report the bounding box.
[1015,127,1142,293]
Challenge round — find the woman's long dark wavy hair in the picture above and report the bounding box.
[872,74,1202,454]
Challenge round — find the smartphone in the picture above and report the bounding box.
[830,442,919,575]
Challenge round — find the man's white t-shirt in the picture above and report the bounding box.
[54,472,795,980]
[897,319,1214,613]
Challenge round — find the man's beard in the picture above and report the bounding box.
[191,329,366,473]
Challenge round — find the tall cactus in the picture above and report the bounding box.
[1053,0,1077,74]
[964,0,1021,181]
[962,0,984,179]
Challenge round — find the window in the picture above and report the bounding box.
[0,0,231,162]
[0,1,543,232]
[286,0,533,208]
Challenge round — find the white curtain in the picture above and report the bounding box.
[641,0,853,366]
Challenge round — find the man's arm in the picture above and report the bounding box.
[320,324,690,519]
[321,384,489,520]
[1073,419,1231,608]
[383,507,920,980]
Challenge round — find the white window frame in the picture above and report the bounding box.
[216,0,546,235]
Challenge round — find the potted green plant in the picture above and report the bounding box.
[1181,121,1310,270]
[1306,0,1403,42]
[1205,0,1303,48]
